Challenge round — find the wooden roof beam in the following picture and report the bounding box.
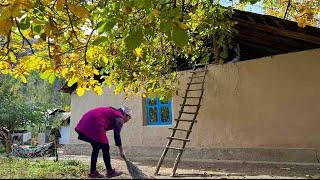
[237,25,316,50]
[237,32,302,52]
[234,18,320,45]
[239,40,285,54]
[272,19,285,30]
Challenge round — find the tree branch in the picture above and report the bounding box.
[284,0,291,19]
[181,0,185,22]
[48,38,51,58]
[84,28,95,64]
[15,18,35,54]
[65,3,80,43]
[173,0,176,7]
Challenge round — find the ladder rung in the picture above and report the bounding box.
[185,96,201,99]
[167,137,190,142]
[169,128,192,132]
[188,82,204,85]
[194,63,209,67]
[187,88,204,91]
[166,146,184,151]
[193,69,207,73]
[189,76,205,79]
[179,111,198,115]
[180,104,200,106]
[175,119,197,122]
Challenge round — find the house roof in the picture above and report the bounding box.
[48,108,66,116]
[11,130,28,133]
[233,9,320,60]
[48,111,71,125]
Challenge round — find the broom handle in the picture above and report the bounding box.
[123,156,128,161]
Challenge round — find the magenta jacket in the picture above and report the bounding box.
[75,107,125,144]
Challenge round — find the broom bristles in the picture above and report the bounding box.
[124,158,149,179]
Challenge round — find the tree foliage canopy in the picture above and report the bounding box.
[0,0,319,99]
[240,0,320,28]
[0,74,70,130]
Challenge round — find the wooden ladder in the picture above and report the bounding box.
[154,63,209,177]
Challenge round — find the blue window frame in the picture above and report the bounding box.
[146,97,172,125]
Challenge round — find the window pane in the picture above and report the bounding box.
[148,107,158,123]
[160,106,170,122]
[148,98,157,106]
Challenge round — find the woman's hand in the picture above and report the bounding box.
[118,146,126,160]
[120,150,126,159]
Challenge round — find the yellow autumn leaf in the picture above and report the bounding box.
[93,69,100,75]
[93,86,103,95]
[175,21,190,30]
[151,9,160,17]
[1,61,10,69]
[68,4,89,18]
[41,0,51,6]
[76,87,85,96]
[16,0,34,9]
[1,69,10,74]
[14,73,19,79]
[296,16,308,28]
[56,0,65,11]
[134,48,143,58]
[114,83,124,95]
[76,6,90,18]
[20,75,27,83]
[68,77,79,87]
[102,57,109,64]
[0,19,12,35]
[11,4,24,17]
[0,6,11,21]
[133,72,138,77]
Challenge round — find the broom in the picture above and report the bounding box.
[123,157,149,179]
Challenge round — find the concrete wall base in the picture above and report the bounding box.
[63,144,320,163]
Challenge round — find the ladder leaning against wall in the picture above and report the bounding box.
[154,63,209,177]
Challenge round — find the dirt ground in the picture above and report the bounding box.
[59,154,320,179]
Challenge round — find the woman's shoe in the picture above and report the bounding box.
[88,170,104,178]
[106,169,122,178]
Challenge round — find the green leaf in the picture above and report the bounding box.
[20,75,27,84]
[67,77,79,87]
[125,28,144,50]
[92,36,108,45]
[160,21,172,33]
[48,74,56,84]
[134,0,145,9]
[172,26,189,48]
[144,0,152,10]
[20,18,30,30]
[169,7,181,19]
[160,0,171,5]
[200,54,210,64]
[97,22,107,34]
[40,70,52,80]
[145,27,154,38]
[114,82,124,94]
[33,25,42,34]
[97,20,116,34]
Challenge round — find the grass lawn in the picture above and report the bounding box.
[0,157,92,179]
